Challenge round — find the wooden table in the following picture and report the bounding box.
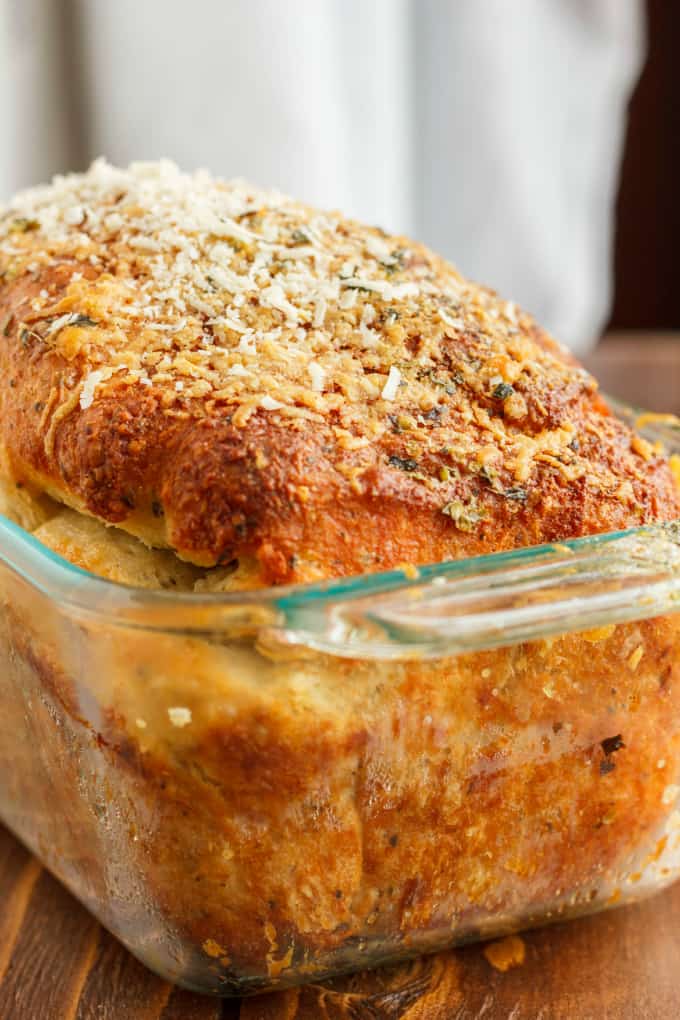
[2,816,680,1020]
[1,333,679,1019]
[585,331,680,416]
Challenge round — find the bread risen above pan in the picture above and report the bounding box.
[0,160,677,584]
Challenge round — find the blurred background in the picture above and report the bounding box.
[1,0,678,407]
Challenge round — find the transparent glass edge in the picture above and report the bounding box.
[0,509,647,607]
[3,511,680,650]
[0,395,677,641]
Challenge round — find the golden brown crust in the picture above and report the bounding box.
[4,578,680,991]
[1,161,679,580]
[3,163,680,995]
[86,613,680,983]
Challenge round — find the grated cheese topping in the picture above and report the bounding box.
[0,159,653,499]
[381,366,401,401]
[167,706,192,728]
[79,368,105,410]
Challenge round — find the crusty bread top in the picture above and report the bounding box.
[0,160,678,580]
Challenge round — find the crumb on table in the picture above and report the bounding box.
[483,934,526,972]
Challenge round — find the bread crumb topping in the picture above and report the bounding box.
[0,159,666,501]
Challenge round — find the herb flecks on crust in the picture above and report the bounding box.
[0,160,677,575]
[1,160,588,474]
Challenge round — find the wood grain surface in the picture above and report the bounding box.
[2,821,680,1020]
[0,334,678,1019]
[584,332,680,415]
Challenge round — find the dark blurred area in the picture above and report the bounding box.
[610,0,680,331]
[589,0,680,413]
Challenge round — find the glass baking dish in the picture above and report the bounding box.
[1,406,680,997]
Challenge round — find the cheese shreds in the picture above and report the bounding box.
[167,706,192,728]
[381,366,401,401]
[308,361,326,393]
[0,158,630,498]
[439,308,465,331]
[261,395,285,411]
[80,369,105,409]
[312,298,327,328]
[45,312,83,336]
[260,283,299,324]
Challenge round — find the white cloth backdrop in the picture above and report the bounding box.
[0,0,644,352]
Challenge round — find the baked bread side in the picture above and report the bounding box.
[1,160,677,583]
